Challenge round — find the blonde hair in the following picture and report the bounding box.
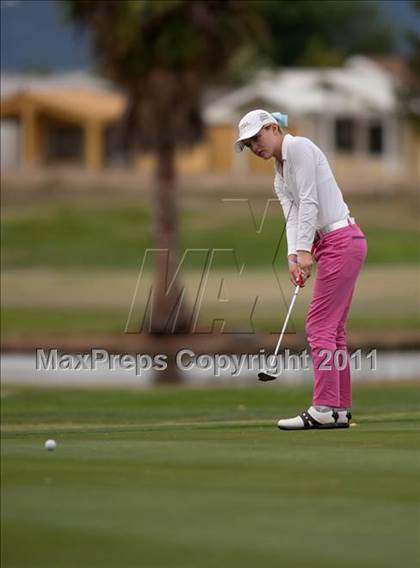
[267,122,285,136]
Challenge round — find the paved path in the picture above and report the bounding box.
[1,351,419,388]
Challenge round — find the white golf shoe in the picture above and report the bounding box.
[337,409,352,426]
[277,406,351,430]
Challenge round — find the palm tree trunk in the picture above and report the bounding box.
[151,143,191,335]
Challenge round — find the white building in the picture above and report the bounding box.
[203,56,419,190]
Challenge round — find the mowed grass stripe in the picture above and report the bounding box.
[2,410,420,436]
[2,192,419,268]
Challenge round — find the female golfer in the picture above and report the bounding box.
[235,109,367,430]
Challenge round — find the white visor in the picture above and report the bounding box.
[234,109,277,153]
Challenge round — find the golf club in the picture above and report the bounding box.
[258,278,303,381]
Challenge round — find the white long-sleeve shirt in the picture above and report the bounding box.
[274,134,350,255]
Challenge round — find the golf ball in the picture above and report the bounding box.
[44,439,57,451]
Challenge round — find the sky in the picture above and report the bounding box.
[1,0,92,72]
[1,0,419,73]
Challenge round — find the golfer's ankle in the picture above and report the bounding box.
[314,405,333,413]
[314,405,351,413]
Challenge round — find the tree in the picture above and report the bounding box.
[405,1,420,130]
[64,0,267,335]
[408,1,420,78]
[63,0,397,341]
[227,0,395,81]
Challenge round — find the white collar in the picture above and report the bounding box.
[281,133,293,161]
[275,133,293,172]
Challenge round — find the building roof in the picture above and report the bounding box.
[204,56,399,124]
[1,87,125,123]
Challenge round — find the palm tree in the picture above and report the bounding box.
[64,0,266,334]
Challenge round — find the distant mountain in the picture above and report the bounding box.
[1,0,419,73]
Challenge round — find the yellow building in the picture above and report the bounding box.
[0,87,239,174]
[0,86,295,177]
[1,88,124,170]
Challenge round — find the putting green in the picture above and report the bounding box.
[2,384,419,568]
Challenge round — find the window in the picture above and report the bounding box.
[368,122,383,155]
[46,123,83,163]
[335,118,355,152]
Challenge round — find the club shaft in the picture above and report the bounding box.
[273,284,301,357]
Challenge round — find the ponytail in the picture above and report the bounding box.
[271,112,288,134]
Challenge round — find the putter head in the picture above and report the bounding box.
[258,371,278,382]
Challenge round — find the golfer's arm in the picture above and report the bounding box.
[274,182,298,256]
[291,143,318,252]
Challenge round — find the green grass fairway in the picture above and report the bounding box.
[2,192,419,269]
[2,384,419,568]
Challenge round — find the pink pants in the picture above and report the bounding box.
[307,223,367,408]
